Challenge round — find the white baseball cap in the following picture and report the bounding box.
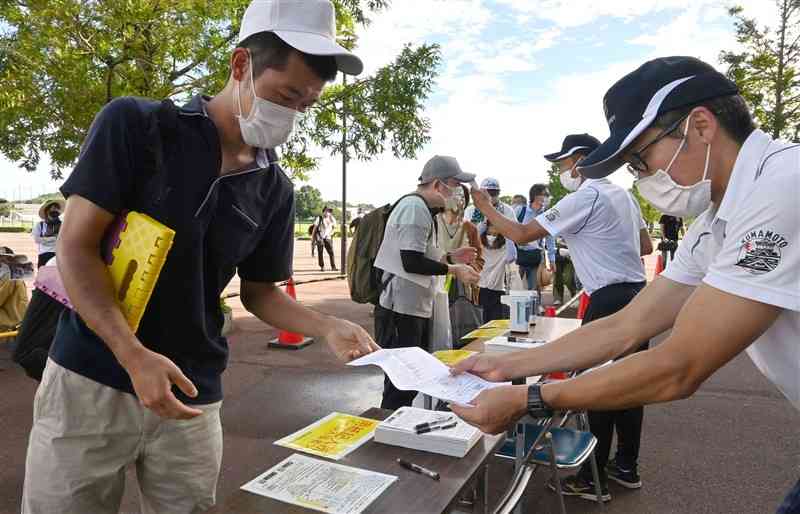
[238,0,364,75]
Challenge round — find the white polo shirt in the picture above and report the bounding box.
[662,129,800,410]
[536,178,646,294]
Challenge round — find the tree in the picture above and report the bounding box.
[546,163,570,205]
[630,184,660,228]
[0,198,10,218]
[294,185,324,220]
[0,0,441,179]
[721,1,800,140]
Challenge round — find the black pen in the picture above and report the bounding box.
[414,416,453,431]
[397,458,440,480]
[415,421,457,435]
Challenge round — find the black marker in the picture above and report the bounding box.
[415,422,457,435]
[397,458,440,480]
[413,416,453,431]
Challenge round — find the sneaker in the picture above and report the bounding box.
[547,475,611,502]
[606,459,642,489]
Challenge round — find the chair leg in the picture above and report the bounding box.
[546,433,567,514]
[588,450,605,508]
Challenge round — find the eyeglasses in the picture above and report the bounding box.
[626,113,689,178]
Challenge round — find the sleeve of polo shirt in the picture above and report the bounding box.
[660,217,709,287]
[392,197,432,253]
[535,187,597,238]
[704,170,800,311]
[237,192,296,283]
[60,97,141,215]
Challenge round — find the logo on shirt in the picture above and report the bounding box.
[544,208,560,223]
[735,229,788,275]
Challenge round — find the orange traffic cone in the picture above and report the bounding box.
[268,278,314,350]
[655,254,665,275]
[577,291,590,320]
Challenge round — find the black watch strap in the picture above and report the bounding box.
[527,384,554,418]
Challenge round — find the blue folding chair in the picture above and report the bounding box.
[494,412,605,514]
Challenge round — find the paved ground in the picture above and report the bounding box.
[0,233,797,513]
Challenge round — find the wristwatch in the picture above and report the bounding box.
[527,384,554,418]
[446,252,454,264]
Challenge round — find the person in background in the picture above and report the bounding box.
[514,184,555,292]
[373,155,480,409]
[478,220,517,323]
[469,132,653,501]
[553,236,578,305]
[312,206,337,271]
[511,194,527,209]
[0,248,30,331]
[32,199,64,268]
[349,207,365,233]
[463,177,516,225]
[658,214,683,263]
[437,184,484,303]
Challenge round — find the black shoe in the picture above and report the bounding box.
[547,475,611,502]
[606,458,642,489]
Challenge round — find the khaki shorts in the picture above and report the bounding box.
[22,359,223,514]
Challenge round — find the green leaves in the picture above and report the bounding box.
[721,1,800,140]
[0,0,440,180]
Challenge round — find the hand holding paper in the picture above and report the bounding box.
[348,347,509,405]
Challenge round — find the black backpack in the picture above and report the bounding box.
[346,194,426,304]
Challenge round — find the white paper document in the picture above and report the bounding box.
[241,453,397,514]
[348,347,508,404]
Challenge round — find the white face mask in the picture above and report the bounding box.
[635,117,712,217]
[235,52,298,149]
[560,169,581,192]
[540,196,551,209]
[486,235,497,246]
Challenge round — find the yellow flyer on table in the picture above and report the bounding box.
[433,350,477,366]
[482,319,510,329]
[461,327,508,340]
[275,413,379,461]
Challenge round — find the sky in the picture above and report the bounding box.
[0,0,778,206]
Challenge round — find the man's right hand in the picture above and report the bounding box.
[120,344,203,419]
[450,353,510,382]
[450,263,480,285]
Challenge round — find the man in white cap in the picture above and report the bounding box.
[23,2,377,513]
[463,177,516,225]
[451,56,799,512]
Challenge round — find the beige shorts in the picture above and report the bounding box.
[22,358,223,514]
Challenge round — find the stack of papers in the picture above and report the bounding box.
[348,347,508,405]
[484,336,547,353]
[374,407,483,458]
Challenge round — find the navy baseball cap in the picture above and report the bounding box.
[544,133,601,162]
[578,56,739,179]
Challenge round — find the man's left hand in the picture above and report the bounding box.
[323,318,381,362]
[449,385,529,435]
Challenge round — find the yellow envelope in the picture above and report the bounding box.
[482,319,510,329]
[274,413,379,460]
[433,349,477,366]
[461,327,509,340]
